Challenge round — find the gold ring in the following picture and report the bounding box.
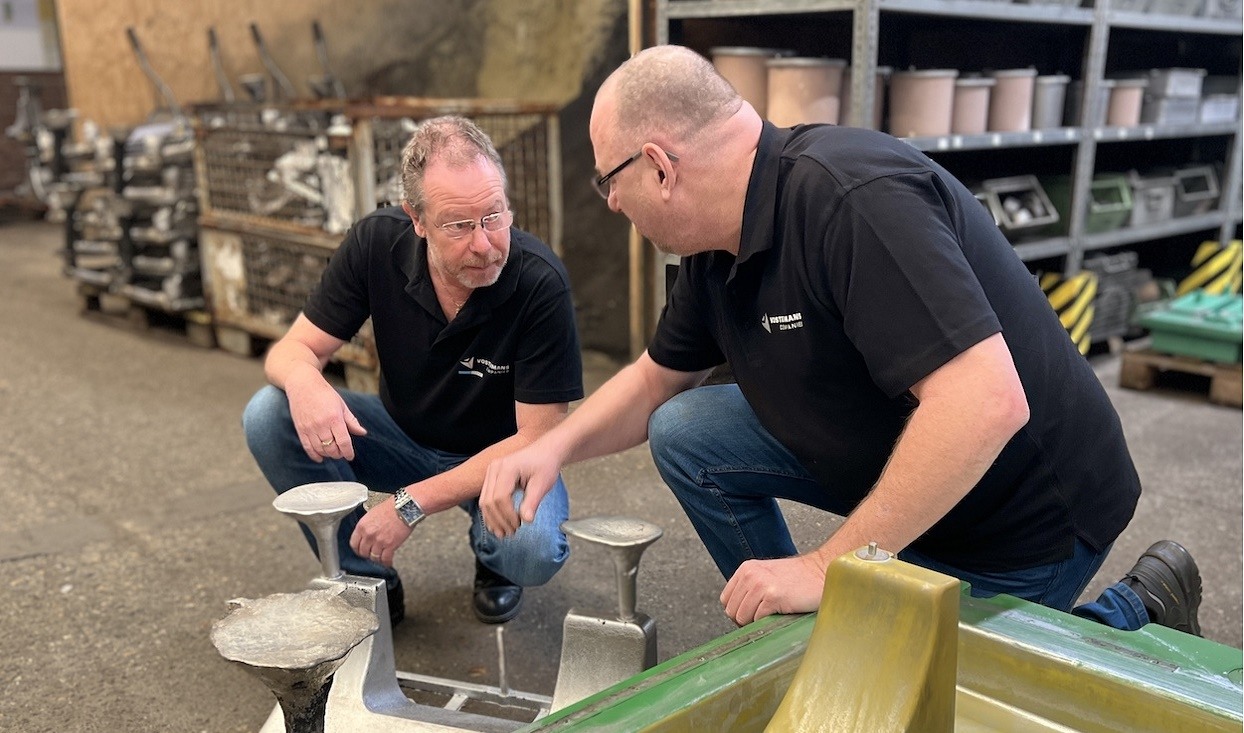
[320,438,334,447]
[370,553,381,560]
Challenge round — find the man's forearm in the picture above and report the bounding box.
[811,334,1029,568]
[543,352,708,468]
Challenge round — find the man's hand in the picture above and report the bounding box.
[720,554,826,626]
[480,447,564,537]
[286,370,367,462]
[350,496,414,567]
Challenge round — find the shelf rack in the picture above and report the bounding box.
[630,0,1242,341]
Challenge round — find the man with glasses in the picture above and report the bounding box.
[481,46,1203,637]
[244,115,582,629]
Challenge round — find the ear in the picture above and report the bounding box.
[402,201,428,238]
[642,143,676,201]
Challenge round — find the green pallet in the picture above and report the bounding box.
[1139,290,1243,363]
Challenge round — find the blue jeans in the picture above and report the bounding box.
[242,385,570,587]
[647,384,1148,631]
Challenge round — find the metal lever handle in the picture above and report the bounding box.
[561,516,663,621]
[249,22,297,101]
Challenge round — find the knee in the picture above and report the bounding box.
[242,386,293,453]
[494,529,569,587]
[648,390,697,457]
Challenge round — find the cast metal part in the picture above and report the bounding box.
[248,481,553,731]
[550,516,663,711]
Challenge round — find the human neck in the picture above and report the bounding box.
[692,106,763,255]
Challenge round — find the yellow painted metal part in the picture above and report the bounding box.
[764,549,961,733]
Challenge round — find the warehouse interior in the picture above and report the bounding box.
[0,0,1241,731]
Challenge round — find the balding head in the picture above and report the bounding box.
[598,45,741,148]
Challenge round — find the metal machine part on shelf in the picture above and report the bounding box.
[222,482,665,732]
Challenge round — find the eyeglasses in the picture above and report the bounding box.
[591,149,679,199]
[436,210,513,239]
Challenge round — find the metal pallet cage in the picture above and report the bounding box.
[348,97,563,254]
[200,222,377,388]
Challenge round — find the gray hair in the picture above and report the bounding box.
[400,115,508,215]
[607,45,740,146]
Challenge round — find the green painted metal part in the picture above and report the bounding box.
[522,587,1243,733]
[1140,290,1243,363]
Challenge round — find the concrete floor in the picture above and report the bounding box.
[0,218,1240,733]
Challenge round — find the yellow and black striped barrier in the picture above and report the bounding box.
[1040,271,1098,355]
[1177,240,1243,297]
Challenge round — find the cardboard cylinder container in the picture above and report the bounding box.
[766,57,847,126]
[951,77,997,135]
[988,68,1038,132]
[1107,78,1148,127]
[839,65,892,129]
[710,47,792,117]
[888,69,959,137]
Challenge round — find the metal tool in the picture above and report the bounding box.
[249,23,297,102]
[208,28,236,103]
[126,27,182,117]
[308,21,347,100]
[550,516,663,711]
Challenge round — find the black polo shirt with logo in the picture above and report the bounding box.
[648,123,1140,572]
[304,206,583,457]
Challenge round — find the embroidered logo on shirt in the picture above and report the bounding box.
[761,311,804,333]
[458,357,511,378]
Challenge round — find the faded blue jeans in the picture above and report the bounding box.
[646,384,1147,630]
[242,385,570,588]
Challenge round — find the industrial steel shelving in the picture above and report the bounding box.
[645,0,1242,292]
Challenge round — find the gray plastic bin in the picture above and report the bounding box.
[1127,170,1176,227]
[1172,165,1219,217]
[1032,75,1071,129]
[1141,95,1200,125]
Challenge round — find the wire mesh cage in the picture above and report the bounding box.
[193,106,354,236]
[349,98,563,254]
[200,223,375,371]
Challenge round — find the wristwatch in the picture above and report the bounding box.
[393,488,427,529]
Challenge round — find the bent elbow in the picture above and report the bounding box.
[999,381,1030,437]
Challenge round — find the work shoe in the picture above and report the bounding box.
[473,558,523,624]
[1122,540,1202,636]
[387,577,406,630]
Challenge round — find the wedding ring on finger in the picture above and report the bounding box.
[320,438,335,447]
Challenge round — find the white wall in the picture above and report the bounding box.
[0,0,61,71]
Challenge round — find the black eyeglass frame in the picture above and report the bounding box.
[592,148,680,199]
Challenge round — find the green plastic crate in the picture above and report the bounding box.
[1139,290,1243,363]
[1041,174,1134,236]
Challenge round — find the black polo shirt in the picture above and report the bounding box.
[304,206,583,456]
[649,123,1140,572]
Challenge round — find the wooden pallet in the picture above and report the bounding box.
[76,284,216,349]
[1119,348,1243,408]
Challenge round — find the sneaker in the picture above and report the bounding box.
[387,576,406,630]
[1122,540,1202,636]
[473,558,523,624]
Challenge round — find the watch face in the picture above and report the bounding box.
[395,491,424,527]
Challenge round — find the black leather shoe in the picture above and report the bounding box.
[387,577,406,630]
[1122,540,1202,636]
[473,558,523,624]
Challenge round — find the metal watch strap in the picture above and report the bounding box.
[393,488,427,528]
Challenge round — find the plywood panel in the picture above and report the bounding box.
[53,0,625,129]
[53,0,491,127]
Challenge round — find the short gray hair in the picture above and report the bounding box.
[400,115,508,215]
[608,45,740,145]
